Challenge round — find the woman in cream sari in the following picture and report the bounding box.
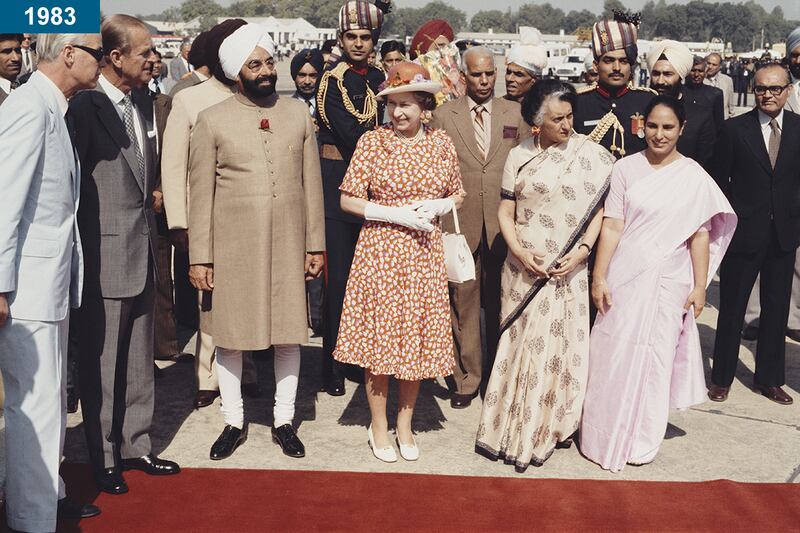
[476,80,615,471]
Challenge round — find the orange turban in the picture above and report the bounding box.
[409,19,454,60]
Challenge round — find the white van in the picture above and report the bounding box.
[555,47,591,82]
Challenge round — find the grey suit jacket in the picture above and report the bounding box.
[69,85,158,299]
[0,87,8,107]
[169,56,189,82]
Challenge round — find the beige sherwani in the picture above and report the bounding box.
[430,96,530,396]
[160,76,256,389]
[188,93,325,350]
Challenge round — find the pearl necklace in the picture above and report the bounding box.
[395,126,424,146]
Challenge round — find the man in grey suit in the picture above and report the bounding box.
[0,34,22,106]
[19,34,37,78]
[705,52,735,119]
[0,32,103,531]
[169,40,192,81]
[70,14,180,496]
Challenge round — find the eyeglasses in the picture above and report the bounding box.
[754,84,789,96]
[73,44,105,63]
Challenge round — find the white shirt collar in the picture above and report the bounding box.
[34,71,69,116]
[0,77,11,95]
[98,73,129,105]
[758,108,784,130]
[195,71,208,81]
[467,96,493,114]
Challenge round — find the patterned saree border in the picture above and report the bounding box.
[475,440,556,470]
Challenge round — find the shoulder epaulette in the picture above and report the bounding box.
[316,62,378,132]
[577,83,597,95]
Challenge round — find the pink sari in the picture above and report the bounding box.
[580,155,737,472]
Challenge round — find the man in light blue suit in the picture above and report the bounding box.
[0,33,104,532]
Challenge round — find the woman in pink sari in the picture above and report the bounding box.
[580,96,737,472]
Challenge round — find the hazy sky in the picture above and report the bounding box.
[103,0,800,23]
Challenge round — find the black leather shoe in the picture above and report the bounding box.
[93,468,128,495]
[210,425,248,460]
[67,388,79,414]
[272,424,305,458]
[242,382,263,398]
[786,329,800,343]
[708,384,730,402]
[195,389,220,409]
[57,497,101,519]
[741,325,758,341]
[450,392,477,409]
[324,378,346,397]
[121,454,181,475]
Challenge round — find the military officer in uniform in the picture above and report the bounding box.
[574,12,656,158]
[316,0,390,396]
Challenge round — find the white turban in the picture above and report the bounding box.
[646,39,693,79]
[218,24,276,81]
[584,52,595,72]
[507,27,548,76]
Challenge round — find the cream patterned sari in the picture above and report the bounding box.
[476,133,613,469]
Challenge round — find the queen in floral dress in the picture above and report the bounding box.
[335,62,464,463]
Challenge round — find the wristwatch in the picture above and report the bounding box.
[579,242,592,254]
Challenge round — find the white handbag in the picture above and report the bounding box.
[442,206,476,283]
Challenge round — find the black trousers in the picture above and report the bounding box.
[173,247,198,330]
[712,228,794,387]
[322,217,363,384]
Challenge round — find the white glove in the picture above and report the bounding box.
[364,203,435,232]
[410,198,454,218]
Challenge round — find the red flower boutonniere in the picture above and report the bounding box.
[260,118,270,130]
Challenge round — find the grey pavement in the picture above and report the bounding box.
[1,279,796,486]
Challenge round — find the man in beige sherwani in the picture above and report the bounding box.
[160,19,261,409]
[188,26,325,460]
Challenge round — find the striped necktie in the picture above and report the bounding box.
[473,104,486,159]
[122,94,145,179]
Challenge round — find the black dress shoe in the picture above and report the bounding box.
[323,378,346,397]
[242,382,263,398]
[741,324,759,341]
[93,468,128,495]
[210,424,248,460]
[450,392,477,409]
[786,329,800,343]
[67,388,79,414]
[121,454,181,475]
[155,351,194,362]
[272,424,305,458]
[57,497,101,519]
[195,389,220,408]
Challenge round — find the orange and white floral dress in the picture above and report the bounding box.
[333,124,464,380]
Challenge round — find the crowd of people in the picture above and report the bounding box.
[1,1,800,530]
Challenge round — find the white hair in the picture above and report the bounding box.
[36,33,95,63]
[462,45,495,69]
[532,89,571,127]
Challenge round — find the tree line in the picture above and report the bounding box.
[146,0,799,52]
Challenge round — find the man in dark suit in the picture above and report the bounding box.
[647,40,718,169]
[430,46,530,408]
[685,55,725,134]
[710,63,800,405]
[70,14,181,495]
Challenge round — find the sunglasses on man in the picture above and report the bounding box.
[73,44,105,62]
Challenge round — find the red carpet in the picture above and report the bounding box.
[4,464,800,532]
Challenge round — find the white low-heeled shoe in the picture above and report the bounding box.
[396,435,419,461]
[367,426,397,463]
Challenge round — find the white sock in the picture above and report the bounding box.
[273,344,300,427]
[216,347,244,429]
